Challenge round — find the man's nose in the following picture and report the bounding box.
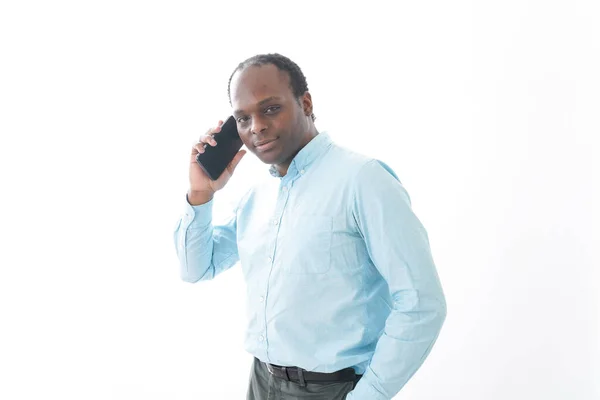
[251,117,268,134]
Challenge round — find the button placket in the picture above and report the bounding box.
[261,177,293,356]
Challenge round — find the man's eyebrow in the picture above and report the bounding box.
[233,96,282,115]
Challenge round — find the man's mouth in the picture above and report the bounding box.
[254,138,278,151]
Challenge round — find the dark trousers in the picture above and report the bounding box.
[246,357,360,400]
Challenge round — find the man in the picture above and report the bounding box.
[173,53,447,400]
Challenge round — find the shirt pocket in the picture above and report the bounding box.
[282,216,332,274]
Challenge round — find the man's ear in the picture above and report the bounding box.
[301,91,313,117]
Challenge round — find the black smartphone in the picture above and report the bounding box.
[195,116,243,180]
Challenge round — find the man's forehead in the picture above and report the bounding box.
[230,65,291,109]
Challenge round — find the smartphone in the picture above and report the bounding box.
[196,116,243,180]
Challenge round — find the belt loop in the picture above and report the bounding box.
[297,367,306,387]
[282,366,289,380]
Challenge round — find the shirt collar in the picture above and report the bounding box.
[269,131,333,178]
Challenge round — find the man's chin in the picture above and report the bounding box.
[254,151,281,165]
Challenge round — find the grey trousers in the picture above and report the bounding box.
[246,357,359,400]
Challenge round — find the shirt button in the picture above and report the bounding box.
[281,186,288,192]
[259,296,264,302]
[259,335,264,342]
[300,169,305,174]
[268,256,273,262]
[273,219,279,225]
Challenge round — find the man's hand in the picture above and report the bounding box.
[188,120,246,205]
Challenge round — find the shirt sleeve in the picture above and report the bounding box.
[172,193,240,283]
[346,160,447,400]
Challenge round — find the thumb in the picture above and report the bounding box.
[228,150,247,174]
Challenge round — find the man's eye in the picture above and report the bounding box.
[265,106,280,114]
[237,116,249,123]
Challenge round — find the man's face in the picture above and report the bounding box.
[230,64,312,167]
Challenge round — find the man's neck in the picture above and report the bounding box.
[275,164,289,177]
[275,127,319,177]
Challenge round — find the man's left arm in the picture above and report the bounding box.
[346,160,447,400]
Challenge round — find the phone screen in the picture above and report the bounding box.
[195,116,243,180]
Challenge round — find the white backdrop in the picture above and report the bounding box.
[1,1,598,399]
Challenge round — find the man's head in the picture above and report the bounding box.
[227,53,317,173]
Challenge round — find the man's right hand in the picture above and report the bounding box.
[188,120,246,205]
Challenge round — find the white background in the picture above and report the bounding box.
[1,1,598,399]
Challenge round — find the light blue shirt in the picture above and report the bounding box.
[173,132,446,399]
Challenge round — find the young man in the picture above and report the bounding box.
[173,53,447,400]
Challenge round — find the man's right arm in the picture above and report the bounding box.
[173,192,240,283]
[177,119,247,282]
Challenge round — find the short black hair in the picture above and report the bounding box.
[227,53,316,121]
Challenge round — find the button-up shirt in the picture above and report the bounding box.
[173,132,446,399]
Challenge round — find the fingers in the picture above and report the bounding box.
[192,121,223,155]
[226,150,247,174]
[194,135,217,154]
[209,120,224,135]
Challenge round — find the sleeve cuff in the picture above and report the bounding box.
[346,378,389,400]
[184,193,214,228]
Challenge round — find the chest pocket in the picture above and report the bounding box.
[282,216,332,274]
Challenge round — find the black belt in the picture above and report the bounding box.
[260,358,362,386]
